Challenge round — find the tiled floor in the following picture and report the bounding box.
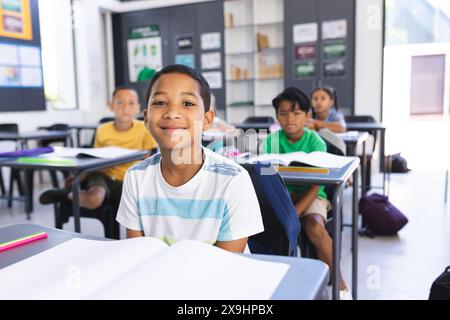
[0,167,449,300]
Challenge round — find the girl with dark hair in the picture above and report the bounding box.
[308,86,347,133]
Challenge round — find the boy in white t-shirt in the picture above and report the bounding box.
[116,64,264,253]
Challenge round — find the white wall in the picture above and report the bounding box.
[354,0,384,121]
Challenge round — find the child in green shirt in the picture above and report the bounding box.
[262,87,351,299]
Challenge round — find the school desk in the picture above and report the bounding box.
[278,158,360,300]
[338,131,370,195]
[0,223,330,300]
[0,130,73,149]
[346,122,387,191]
[67,124,98,147]
[0,151,147,232]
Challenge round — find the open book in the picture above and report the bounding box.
[43,146,142,159]
[247,151,354,169]
[0,238,289,300]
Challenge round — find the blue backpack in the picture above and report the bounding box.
[242,162,301,256]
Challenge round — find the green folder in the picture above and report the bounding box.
[17,157,76,165]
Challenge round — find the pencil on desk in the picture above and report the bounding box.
[276,166,330,174]
[0,232,48,253]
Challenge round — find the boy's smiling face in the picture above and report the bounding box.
[144,73,213,151]
[277,100,308,137]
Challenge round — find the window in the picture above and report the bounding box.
[385,0,450,45]
[39,0,78,110]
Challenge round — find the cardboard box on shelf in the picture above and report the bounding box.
[258,57,283,79]
[225,13,234,28]
[256,33,270,51]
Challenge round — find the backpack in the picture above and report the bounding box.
[429,266,450,300]
[359,193,408,236]
[389,153,410,173]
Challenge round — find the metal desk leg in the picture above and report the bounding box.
[332,184,344,300]
[362,141,367,195]
[72,174,81,233]
[22,169,33,220]
[76,129,81,148]
[352,167,360,300]
[445,169,448,204]
[380,129,386,194]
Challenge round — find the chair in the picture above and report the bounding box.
[39,123,71,147]
[344,115,377,191]
[82,117,115,148]
[54,197,121,240]
[298,138,344,259]
[318,129,346,157]
[244,116,275,124]
[0,124,25,207]
[38,123,71,187]
[242,162,301,257]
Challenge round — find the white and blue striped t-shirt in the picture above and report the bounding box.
[116,147,264,245]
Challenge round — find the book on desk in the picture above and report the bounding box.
[247,151,354,171]
[0,237,289,299]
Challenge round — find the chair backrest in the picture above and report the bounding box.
[242,163,301,256]
[44,123,69,131]
[0,123,19,133]
[318,128,346,156]
[244,116,275,124]
[99,117,115,124]
[344,115,377,152]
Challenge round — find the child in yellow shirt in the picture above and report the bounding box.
[40,86,157,211]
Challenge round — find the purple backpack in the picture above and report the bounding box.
[359,193,408,236]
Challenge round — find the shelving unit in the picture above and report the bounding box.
[224,0,284,123]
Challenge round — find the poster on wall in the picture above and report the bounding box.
[201,32,221,50]
[176,35,194,50]
[293,23,318,44]
[0,42,42,87]
[202,71,222,89]
[323,60,346,78]
[323,41,346,59]
[201,52,221,70]
[175,54,195,69]
[0,0,33,40]
[294,61,315,79]
[294,44,316,60]
[127,25,163,83]
[322,19,347,40]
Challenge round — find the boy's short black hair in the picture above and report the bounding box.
[272,87,311,114]
[145,64,211,112]
[112,86,138,99]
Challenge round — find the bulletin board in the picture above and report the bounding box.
[0,0,33,40]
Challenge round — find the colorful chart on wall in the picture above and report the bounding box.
[0,42,42,87]
[201,52,221,70]
[202,71,222,89]
[295,44,316,60]
[294,61,315,79]
[293,23,318,44]
[201,32,221,50]
[323,60,346,78]
[322,19,347,40]
[127,25,162,82]
[175,53,195,69]
[0,0,33,40]
[323,41,346,59]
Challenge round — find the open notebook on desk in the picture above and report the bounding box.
[247,151,354,169]
[42,146,141,159]
[0,237,289,300]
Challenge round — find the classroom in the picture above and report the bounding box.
[0,0,449,302]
